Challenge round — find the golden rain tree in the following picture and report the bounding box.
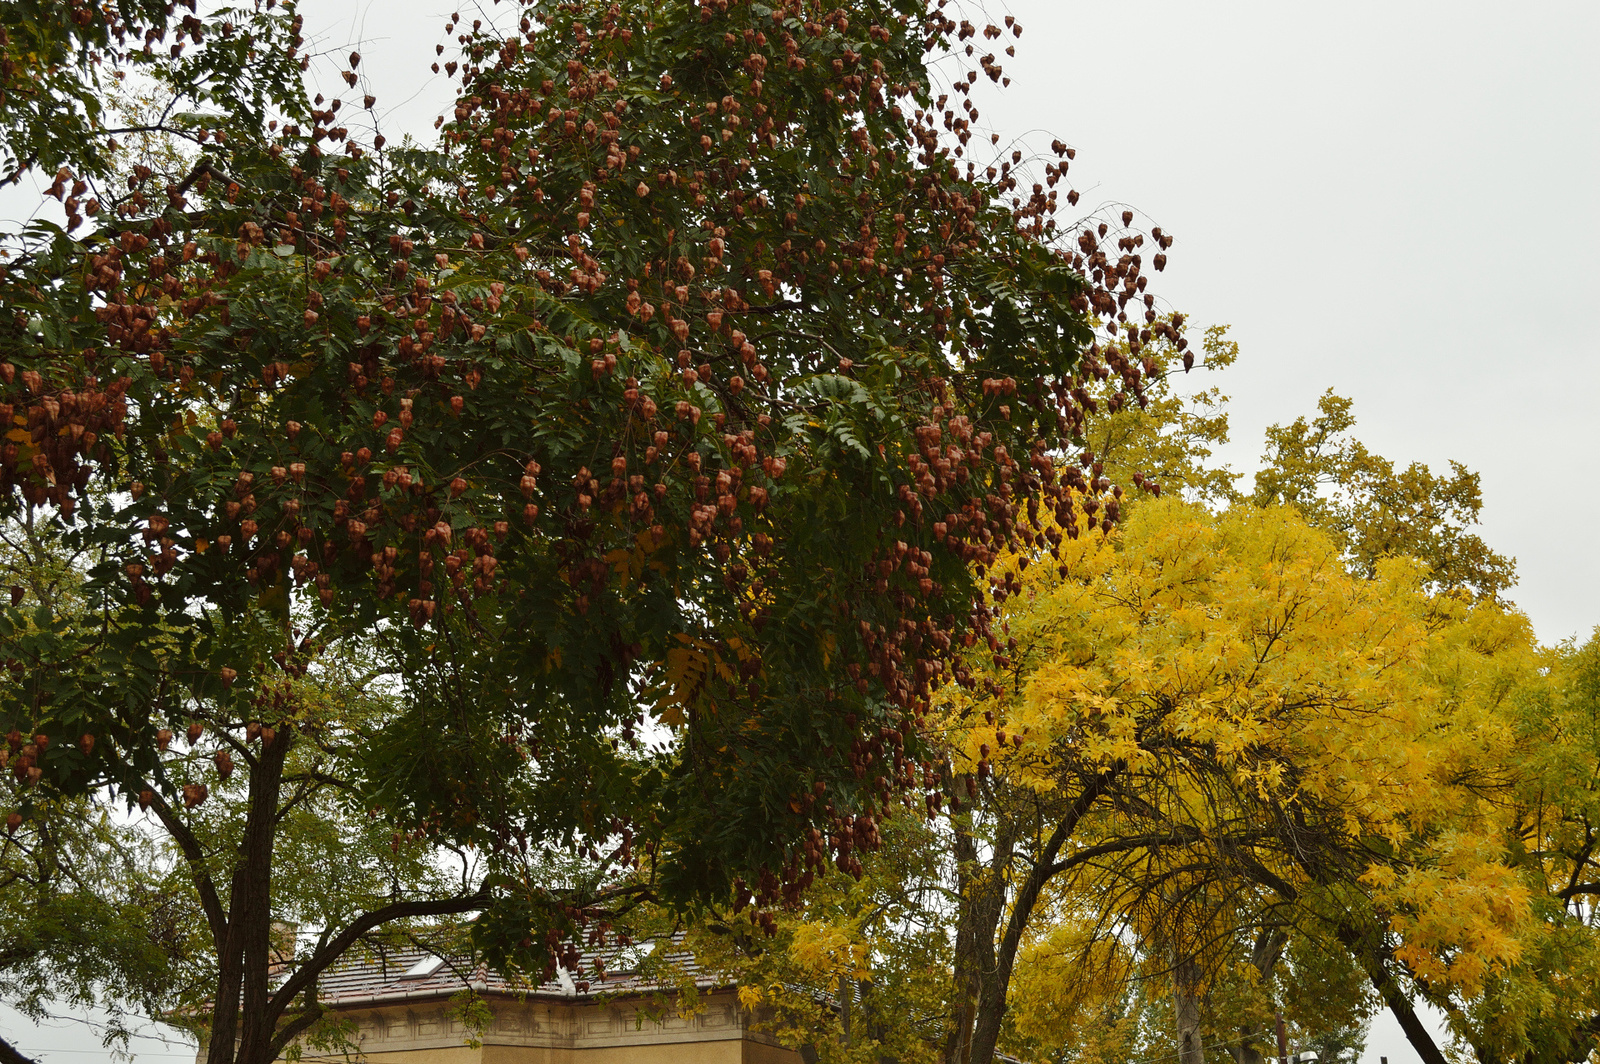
[0,0,1179,1061]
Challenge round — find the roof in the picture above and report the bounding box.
[313,938,716,1008]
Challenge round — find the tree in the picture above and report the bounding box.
[1388,628,1600,1064]
[0,1,1162,1061]
[941,498,1455,1064]
[1250,390,1514,599]
[914,321,1535,1063]
[0,486,198,1064]
[0,787,184,1064]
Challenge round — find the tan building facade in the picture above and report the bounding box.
[286,990,798,1064]
[263,948,803,1064]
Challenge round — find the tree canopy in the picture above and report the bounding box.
[0,1,1169,1061]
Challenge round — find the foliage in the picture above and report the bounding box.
[0,494,200,1060]
[684,809,952,1064]
[1081,319,1239,508]
[673,323,1534,1064]
[924,421,1532,1064]
[1405,629,1600,1064]
[0,0,308,194]
[0,0,1173,1061]
[1250,390,1515,599]
[1303,1021,1369,1064]
[0,786,185,1054]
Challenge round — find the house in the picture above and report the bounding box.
[265,943,802,1064]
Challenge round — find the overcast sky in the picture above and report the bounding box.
[5,1,1595,1060]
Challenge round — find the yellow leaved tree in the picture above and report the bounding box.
[937,494,1543,1064]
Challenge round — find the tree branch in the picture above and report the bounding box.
[263,891,491,1033]
[1046,826,1205,877]
[265,999,325,1061]
[148,791,228,948]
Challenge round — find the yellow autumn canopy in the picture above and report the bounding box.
[957,497,1538,1002]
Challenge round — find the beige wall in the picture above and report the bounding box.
[277,990,803,1064]
[481,1043,747,1064]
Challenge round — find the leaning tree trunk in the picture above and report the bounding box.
[1334,921,1450,1064]
[965,776,1111,1064]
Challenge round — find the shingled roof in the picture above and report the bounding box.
[312,939,713,1008]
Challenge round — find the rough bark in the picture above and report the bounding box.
[941,770,1016,1064]
[232,728,290,1064]
[1173,953,1205,1064]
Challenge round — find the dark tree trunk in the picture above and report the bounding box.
[232,727,290,1064]
[1334,923,1449,1064]
[0,1034,39,1064]
[965,774,1111,1064]
[941,772,1014,1064]
[196,725,291,1064]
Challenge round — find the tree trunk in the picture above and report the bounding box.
[1173,953,1205,1064]
[941,772,1014,1064]
[965,774,1111,1064]
[202,726,291,1064]
[0,1034,39,1064]
[1334,923,1449,1064]
[232,727,290,1064]
[1244,852,1449,1064]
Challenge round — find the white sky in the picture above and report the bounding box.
[6,0,1596,1060]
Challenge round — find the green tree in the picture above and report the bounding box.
[0,788,186,1064]
[0,0,308,192]
[1250,390,1514,599]
[0,493,197,1064]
